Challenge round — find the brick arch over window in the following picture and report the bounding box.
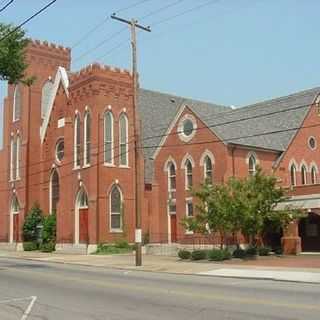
[246,151,258,176]
[181,154,194,190]
[164,158,177,193]
[200,150,215,183]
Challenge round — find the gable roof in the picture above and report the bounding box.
[138,88,230,182]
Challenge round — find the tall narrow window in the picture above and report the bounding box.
[204,155,213,183]
[301,165,307,185]
[77,188,88,208]
[16,136,20,179]
[311,166,317,185]
[185,159,193,189]
[50,170,59,214]
[248,154,256,176]
[84,111,91,166]
[110,185,122,231]
[168,162,176,192]
[290,164,296,186]
[11,195,20,213]
[13,85,21,121]
[104,111,114,164]
[41,80,53,119]
[10,137,14,181]
[119,113,128,166]
[74,113,81,168]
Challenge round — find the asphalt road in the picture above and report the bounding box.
[0,257,320,320]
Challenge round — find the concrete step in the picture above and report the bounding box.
[55,243,88,255]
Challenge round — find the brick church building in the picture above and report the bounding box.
[0,40,320,254]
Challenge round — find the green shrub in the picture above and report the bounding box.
[191,250,207,260]
[114,239,130,249]
[178,249,191,260]
[94,243,133,255]
[273,246,283,255]
[23,241,38,251]
[208,249,232,261]
[246,246,258,256]
[42,213,56,245]
[258,246,271,256]
[23,203,43,242]
[233,248,246,259]
[40,242,55,252]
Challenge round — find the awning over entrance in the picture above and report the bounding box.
[276,194,320,211]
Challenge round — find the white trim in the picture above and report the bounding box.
[178,113,197,142]
[199,149,215,166]
[74,112,81,169]
[288,159,298,171]
[289,161,297,186]
[49,168,59,215]
[180,153,195,169]
[83,109,91,167]
[109,184,123,232]
[16,136,20,180]
[119,113,129,167]
[153,104,186,160]
[308,136,317,151]
[75,187,89,245]
[300,160,309,173]
[309,162,319,173]
[163,156,177,172]
[10,136,14,181]
[301,163,308,185]
[183,158,193,190]
[185,197,194,235]
[12,85,21,122]
[310,165,318,184]
[40,67,69,143]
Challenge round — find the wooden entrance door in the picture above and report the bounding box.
[79,208,88,243]
[13,214,19,242]
[299,213,320,252]
[170,214,177,243]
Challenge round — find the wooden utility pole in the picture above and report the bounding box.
[111,14,151,266]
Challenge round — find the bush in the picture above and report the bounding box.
[258,246,271,256]
[94,243,133,255]
[233,248,246,259]
[114,239,130,249]
[42,214,56,245]
[273,246,283,255]
[246,246,258,256]
[178,249,191,260]
[23,203,43,242]
[40,242,55,252]
[23,241,38,251]
[191,250,207,260]
[208,249,232,261]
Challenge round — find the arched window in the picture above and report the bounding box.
[185,159,193,189]
[16,136,20,179]
[110,185,123,231]
[119,113,128,166]
[11,194,20,213]
[311,166,317,185]
[204,155,213,183]
[248,154,256,176]
[41,80,53,119]
[74,113,81,168]
[290,164,297,186]
[50,170,59,214]
[13,85,21,121]
[77,187,88,208]
[168,162,176,192]
[84,111,91,166]
[301,165,307,185]
[104,111,114,164]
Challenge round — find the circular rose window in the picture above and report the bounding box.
[308,137,316,150]
[55,138,64,163]
[178,114,197,142]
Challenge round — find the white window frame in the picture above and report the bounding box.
[13,85,21,122]
[311,166,317,184]
[204,155,213,183]
[10,136,14,181]
[168,162,176,193]
[290,164,297,186]
[185,197,194,234]
[301,165,308,185]
[104,111,114,166]
[248,154,257,176]
[16,136,20,180]
[184,159,193,190]
[83,110,91,167]
[109,185,123,232]
[119,113,129,167]
[74,113,81,169]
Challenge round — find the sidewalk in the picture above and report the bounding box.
[1,250,320,284]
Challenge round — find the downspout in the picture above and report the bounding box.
[96,113,100,245]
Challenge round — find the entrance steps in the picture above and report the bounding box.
[55,243,88,255]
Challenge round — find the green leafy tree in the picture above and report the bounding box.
[42,213,56,245]
[23,203,43,242]
[0,23,29,84]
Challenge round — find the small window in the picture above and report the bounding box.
[183,119,194,136]
[11,195,20,213]
[311,166,317,184]
[78,188,88,208]
[308,137,317,150]
[13,85,21,121]
[168,162,176,192]
[104,111,114,164]
[301,165,307,185]
[185,159,193,189]
[50,170,59,214]
[74,113,81,168]
[290,164,297,186]
[248,154,256,176]
[55,138,64,163]
[119,113,128,166]
[186,200,193,217]
[110,186,122,231]
[204,155,213,183]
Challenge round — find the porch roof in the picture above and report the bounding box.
[276,194,320,210]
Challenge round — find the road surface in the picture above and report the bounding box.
[0,256,319,319]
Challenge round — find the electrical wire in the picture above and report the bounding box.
[0,0,14,13]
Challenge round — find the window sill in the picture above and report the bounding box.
[103,163,115,167]
[82,164,91,169]
[119,165,130,169]
[73,166,81,171]
[185,231,194,235]
[110,229,123,233]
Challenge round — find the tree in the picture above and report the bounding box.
[0,23,29,84]
[23,203,43,242]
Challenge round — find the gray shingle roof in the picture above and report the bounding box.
[138,87,320,183]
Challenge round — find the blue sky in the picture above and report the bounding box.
[1,0,320,145]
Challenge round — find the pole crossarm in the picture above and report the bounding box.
[111,14,151,32]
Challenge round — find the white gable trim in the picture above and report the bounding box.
[152,104,186,160]
[40,66,69,143]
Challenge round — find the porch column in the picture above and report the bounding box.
[281,220,301,254]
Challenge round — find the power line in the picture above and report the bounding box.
[0,0,58,42]
[0,0,14,13]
